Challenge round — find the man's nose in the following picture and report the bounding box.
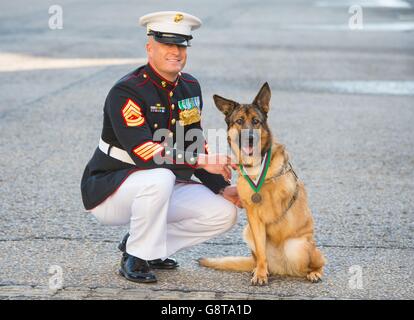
[168,45,180,54]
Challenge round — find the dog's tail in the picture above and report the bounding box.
[198,256,255,272]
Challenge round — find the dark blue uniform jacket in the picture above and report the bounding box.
[81,64,229,210]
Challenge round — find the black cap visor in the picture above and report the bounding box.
[148,30,192,47]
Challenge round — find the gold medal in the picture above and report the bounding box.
[179,108,201,126]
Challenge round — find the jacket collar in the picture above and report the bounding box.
[144,63,180,91]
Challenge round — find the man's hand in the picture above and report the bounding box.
[197,153,233,182]
[221,185,243,208]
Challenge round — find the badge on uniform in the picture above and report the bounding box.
[122,99,145,127]
[178,96,201,126]
[150,103,166,113]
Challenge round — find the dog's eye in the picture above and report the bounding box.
[236,118,244,125]
[252,118,260,125]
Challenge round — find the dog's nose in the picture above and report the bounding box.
[248,132,255,145]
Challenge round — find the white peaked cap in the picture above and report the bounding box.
[139,11,202,37]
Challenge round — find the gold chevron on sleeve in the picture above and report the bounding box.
[122,99,145,127]
[133,141,164,161]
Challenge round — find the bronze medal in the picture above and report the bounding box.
[239,147,272,206]
[251,193,262,203]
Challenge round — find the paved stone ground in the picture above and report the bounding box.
[0,0,413,299]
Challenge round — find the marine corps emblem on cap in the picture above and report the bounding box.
[174,14,183,23]
[139,11,202,47]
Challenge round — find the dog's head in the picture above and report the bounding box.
[213,82,272,167]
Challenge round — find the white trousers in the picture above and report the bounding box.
[90,168,238,260]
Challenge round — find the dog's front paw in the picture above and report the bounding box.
[306,271,322,283]
[251,268,269,286]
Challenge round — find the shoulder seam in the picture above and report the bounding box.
[180,73,199,84]
[110,84,145,106]
[136,77,150,87]
[135,69,149,86]
[120,69,148,87]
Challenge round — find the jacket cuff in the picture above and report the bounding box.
[163,147,198,167]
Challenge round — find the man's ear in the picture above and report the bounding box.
[146,36,155,58]
[213,94,238,117]
[252,82,271,114]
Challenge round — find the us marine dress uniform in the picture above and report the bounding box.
[80,12,237,280]
[81,63,230,210]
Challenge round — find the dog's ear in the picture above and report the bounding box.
[252,82,271,114]
[213,94,238,117]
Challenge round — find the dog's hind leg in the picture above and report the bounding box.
[282,237,325,282]
[306,246,325,283]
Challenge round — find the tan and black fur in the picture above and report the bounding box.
[199,83,326,285]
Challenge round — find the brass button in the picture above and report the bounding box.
[168,132,174,137]
[153,123,158,129]
[171,119,176,125]
[161,81,167,88]
[171,104,175,110]
[177,154,183,159]
[166,150,171,155]
[190,157,195,163]
[169,91,173,97]
[143,73,147,78]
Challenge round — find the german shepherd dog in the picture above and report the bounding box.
[199,83,326,285]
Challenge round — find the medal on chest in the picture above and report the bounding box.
[239,147,272,204]
[178,96,201,126]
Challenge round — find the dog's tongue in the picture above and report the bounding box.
[242,145,254,156]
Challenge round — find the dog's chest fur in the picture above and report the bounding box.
[236,143,298,225]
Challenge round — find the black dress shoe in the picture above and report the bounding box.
[148,258,179,270]
[119,253,157,283]
[118,233,178,269]
[118,232,129,253]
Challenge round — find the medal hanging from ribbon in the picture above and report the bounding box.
[238,147,272,203]
[178,96,201,126]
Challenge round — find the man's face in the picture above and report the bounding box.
[146,37,187,77]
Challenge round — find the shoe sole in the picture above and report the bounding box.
[119,243,178,270]
[149,265,179,270]
[118,242,178,270]
[118,269,157,283]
